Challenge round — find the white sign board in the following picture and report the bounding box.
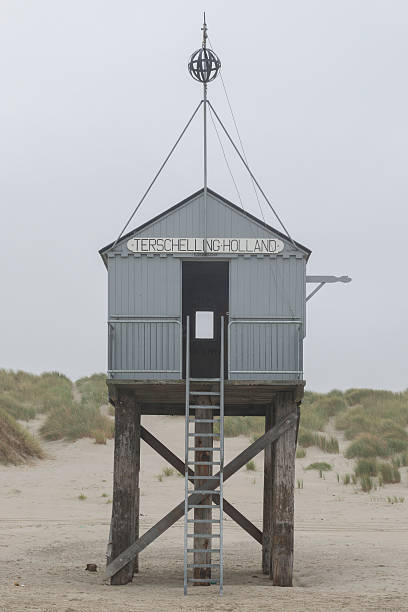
[127,237,285,255]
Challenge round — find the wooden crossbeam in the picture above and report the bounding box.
[106,411,297,579]
[141,427,194,478]
[140,426,262,545]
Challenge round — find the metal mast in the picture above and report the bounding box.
[188,14,221,247]
[202,15,208,242]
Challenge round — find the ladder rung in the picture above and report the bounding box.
[188,578,219,583]
[190,475,218,480]
[190,405,220,409]
[191,490,218,495]
[189,418,218,423]
[189,447,220,451]
[188,433,216,437]
[188,504,216,509]
[188,461,220,465]
[187,534,220,538]
[190,391,220,396]
[187,563,220,568]
[190,378,220,382]
[187,519,220,523]
[187,549,220,553]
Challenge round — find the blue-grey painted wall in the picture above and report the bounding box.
[102,190,309,381]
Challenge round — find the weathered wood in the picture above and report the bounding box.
[107,379,305,408]
[133,452,140,575]
[271,392,297,587]
[262,403,275,574]
[213,495,262,545]
[140,425,262,543]
[106,411,297,579]
[194,400,212,584]
[139,403,269,416]
[140,426,194,478]
[110,392,140,585]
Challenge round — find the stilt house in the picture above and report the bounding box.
[100,17,350,594]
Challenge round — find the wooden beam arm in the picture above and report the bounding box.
[106,411,297,579]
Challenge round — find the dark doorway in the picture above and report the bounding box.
[182,261,229,379]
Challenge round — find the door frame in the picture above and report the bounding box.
[181,258,229,379]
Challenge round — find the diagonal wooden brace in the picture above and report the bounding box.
[106,411,297,579]
[140,426,262,544]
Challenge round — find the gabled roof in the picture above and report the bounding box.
[99,187,311,265]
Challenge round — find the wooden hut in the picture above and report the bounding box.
[99,17,350,593]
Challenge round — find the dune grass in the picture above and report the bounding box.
[355,458,378,477]
[0,408,44,465]
[378,462,401,484]
[298,428,339,453]
[76,373,108,406]
[0,370,113,446]
[345,433,389,458]
[93,429,108,444]
[40,399,114,442]
[336,391,408,459]
[353,457,401,492]
[306,462,332,472]
[214,415,264,439]
[299,388,408,463]
[360,474,373,492]
[0,369,72,418]
[157,466,176,481]
[0,395,36,421]
[300,395,347,431]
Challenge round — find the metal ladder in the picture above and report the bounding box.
[184,316,224,595]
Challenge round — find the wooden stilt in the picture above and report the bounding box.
[193,398,212,585]
[271,392,296,586]
[262,402,275,574]
[110,391,140,585]
[133,416,141,576]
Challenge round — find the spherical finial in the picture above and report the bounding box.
[188,47,221,83]
[188,15,221,84]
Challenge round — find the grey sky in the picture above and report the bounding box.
[1,1,407,391]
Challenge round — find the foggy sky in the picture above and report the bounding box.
[1,1,407,391]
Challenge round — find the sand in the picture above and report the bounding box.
[1,414,407,612]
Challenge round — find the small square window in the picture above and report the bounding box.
[195,311,214,339]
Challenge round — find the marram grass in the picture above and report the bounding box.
[40,400,114,442]
[0,408,44,465]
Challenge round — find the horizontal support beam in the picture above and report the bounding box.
[140,426,262,544]
[306,275,351,302]
[139,404,269,416]
[306,275,352,283]
[106,411,297,579]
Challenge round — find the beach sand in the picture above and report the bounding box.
[0,414,407,611]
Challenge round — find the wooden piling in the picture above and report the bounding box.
[110,391,141,585]
[270,391,296,586]
[193,398,212,585]
[262,402,275,574]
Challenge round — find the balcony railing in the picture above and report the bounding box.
[228,318,303,380]
[108,317,182,379]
